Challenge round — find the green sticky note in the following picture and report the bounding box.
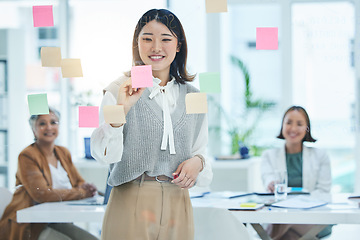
[28,93,49,115]
[199,72,221,93]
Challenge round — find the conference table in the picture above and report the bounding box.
[17,193,360,240]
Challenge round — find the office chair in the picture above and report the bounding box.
[103,170,113,204]
[193,207,253,240]
[0,187,12,218]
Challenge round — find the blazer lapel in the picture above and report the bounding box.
[302,145,311,190]
[278,144,287,171]
[34,144,53,187]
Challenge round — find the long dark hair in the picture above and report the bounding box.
[131,9,194,84]
[277,106,316,142]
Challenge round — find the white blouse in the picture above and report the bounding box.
[49,160,72,190]
[90,77,213,187]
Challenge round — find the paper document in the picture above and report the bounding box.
[190,192,210,199]
[208,191,253,199]
[66,196,105,206]
[271,196,328,209]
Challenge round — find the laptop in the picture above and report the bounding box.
[66,172,113,206]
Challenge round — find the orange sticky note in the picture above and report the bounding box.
[41,47,61,67]
[61,59,83,78]
[185,93,208,114]
[131,65,153,88]
[205,0,228,13]
[103,105,126,124]
[79,106,99,128]
[256,27,278,50]
[33,6,54,27]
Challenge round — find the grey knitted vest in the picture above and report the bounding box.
[104,77,206,186]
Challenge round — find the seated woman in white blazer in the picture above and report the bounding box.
[261,106,332,240]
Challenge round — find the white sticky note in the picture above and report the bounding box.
[185,93,208,114]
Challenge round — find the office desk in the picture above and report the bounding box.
[192,193,360,240]
[191,194,360,224]
[17,201,106,223]
[17,194,360,239]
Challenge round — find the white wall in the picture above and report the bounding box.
[7,28,29,190]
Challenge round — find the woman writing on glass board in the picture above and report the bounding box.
[91,9,212,240]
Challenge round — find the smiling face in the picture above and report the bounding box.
[138,20,179,79]
[33,113,59,144]
[282,110,308,145]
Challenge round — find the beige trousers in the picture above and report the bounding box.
[101,179,194,240]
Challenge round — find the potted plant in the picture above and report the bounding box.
[208,56,276,158]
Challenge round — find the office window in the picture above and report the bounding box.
[292,2,355,192]
[215,3,282,156]
[68,0,167,158]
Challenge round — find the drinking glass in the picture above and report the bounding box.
[274,170,288,201]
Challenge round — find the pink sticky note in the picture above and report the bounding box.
[79,106,99,128]
[256,27,278,50]
[33,6,54,27]
[131,65,153,88]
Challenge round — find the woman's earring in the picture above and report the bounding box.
[177,44,181,52]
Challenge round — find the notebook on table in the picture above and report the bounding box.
[271,196,328,209]
[254,187,310,196]
[66,195,105,206]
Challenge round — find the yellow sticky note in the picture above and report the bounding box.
[240,203,257,208]
[61,58,83,78]
[103,105,126,124]
[185,93,208,114]
[41,47,61,67]
[206,0,228,13]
